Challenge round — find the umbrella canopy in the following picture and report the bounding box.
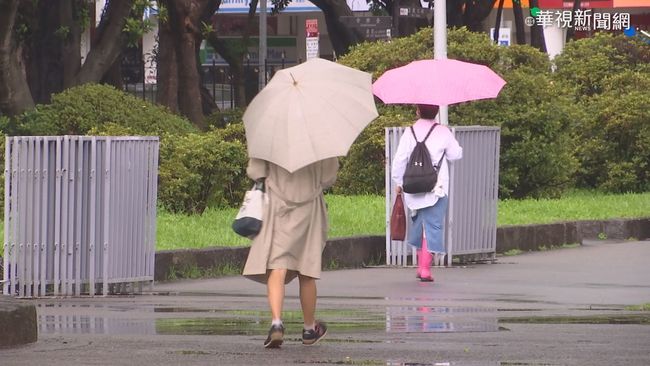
[372,59,506,106]
[243,58,379,173]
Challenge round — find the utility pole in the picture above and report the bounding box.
[433,0,448,125]
[259,0,267,89]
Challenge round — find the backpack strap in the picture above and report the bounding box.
[410,123,438,143]
[436,152,446,167]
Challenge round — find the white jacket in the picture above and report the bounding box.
[391,119,463,210]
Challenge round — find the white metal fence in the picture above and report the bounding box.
[385,126,500,267]
[2,136,159,298]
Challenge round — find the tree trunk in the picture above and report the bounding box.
[171,3,205,128]
[493,0,505,43]
[156,7,180,113]
[512,0,526,45]
[61,0,83,89]
[71,0,135,86]
[529,0,547,53]
[447,0,465,28]
[25,0,63,104]
[0,0,35,116]
[309,0,364,57]
[463,0,497,32]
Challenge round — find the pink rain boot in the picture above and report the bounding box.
[416,249,423,279]
[419,237,434,282]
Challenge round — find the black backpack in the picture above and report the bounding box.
[402,124,446,194]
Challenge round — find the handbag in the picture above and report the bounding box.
[232,179,266,238]
[390,192,406,241]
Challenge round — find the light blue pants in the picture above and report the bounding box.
[407,196,448,254]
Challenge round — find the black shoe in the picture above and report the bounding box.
[302,321,327,345]
[264,324,284,348]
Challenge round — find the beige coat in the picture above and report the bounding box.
[242,157,339,284]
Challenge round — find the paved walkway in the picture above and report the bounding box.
[1,240,649,365]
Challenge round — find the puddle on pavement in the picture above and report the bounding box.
[387,362,560,366]
[35,304,508,335]
[499,314,650,325]
[385,306,502,333]
[41,302,643,337]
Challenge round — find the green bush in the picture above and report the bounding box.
[157,129,248,213]
[572,85,650,193]
[205,108,245,129]
[553,33,650,98]
[554,34,650,193]
[333,106,413,195]
[11,83,197,136]
[340,27,501,79]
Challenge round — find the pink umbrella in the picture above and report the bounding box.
[372,59,506,105]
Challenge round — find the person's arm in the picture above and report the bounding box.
[391,132,412,193]
[246,158,268,181]
[444,129,463,161]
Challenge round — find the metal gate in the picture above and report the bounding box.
[2,136,159,297]
[385,126,500,266]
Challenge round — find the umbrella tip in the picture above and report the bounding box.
[290,72,297,86]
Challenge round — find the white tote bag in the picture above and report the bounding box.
[232,181,265,238]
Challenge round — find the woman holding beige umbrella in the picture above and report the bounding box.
[239,58,378,348]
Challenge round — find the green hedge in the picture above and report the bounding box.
[158,129,248,213]
[10,84,197,136]
[571,75,650,193]
[554,34,650,193]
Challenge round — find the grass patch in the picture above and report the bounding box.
[156,194,386,250]
[0,190,647,253]
[497,190,650,226]
[503,249,523,256]
[625,303,650,311]
[166,263,242,281]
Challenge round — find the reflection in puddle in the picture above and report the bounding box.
[37,303,156,335]
[37,303,507,336]
[387,363,559,366]
[386,306,501,333]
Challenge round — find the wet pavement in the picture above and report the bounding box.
[1,240,650,365]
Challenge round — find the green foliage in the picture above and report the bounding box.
[12,83,196,136]
[339,27,500,78]
[553,33,650,193]
[451,70,578,198]
[205,108,245,129]
[571,83,650,193]
[333,106,412,195]
[553,33,650,98]
[124,0,155,47]
[158,129,248,214]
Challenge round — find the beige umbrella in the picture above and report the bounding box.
[243,58,379,173]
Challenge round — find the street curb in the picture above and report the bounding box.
[155,236,385,281]
[154,217,650,281]
[0,295,37,348]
